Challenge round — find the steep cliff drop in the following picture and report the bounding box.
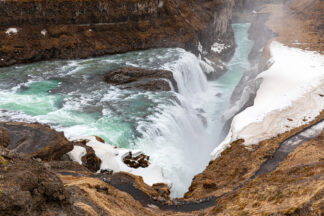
[185,0,324,215]
[0,0,323,215]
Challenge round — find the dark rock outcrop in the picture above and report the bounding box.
[123,152,150,168]
[0,122,73,161]
[104,66,178,91]
[0,0,235,67]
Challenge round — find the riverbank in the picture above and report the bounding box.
[185,0,324,214]
[0,0,235,74]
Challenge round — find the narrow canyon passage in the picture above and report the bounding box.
[0,23,252,197]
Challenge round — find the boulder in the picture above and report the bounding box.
[123,152,149,168]
[0,122,73,161]
[104,66,178,92]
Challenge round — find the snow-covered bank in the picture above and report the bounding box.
[68,136,170,186]
[212,41,324,159]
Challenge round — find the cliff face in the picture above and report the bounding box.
[185,0,324,211]
[0,0,235,67]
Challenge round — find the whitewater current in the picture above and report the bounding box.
[0,23,252,197]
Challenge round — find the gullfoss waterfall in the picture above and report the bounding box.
[0,23,252,197]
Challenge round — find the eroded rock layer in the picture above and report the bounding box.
[0,0,235,67]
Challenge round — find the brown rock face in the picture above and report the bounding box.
[104,66,178,91]
[209,129,324,216]
[81,147,102,173]
[261,0,324,53]
[0,0,235,67]
[185,110,324,200]
[0,127,9,148]
[0,122,73,161]
[72,140,102,172]
[0,149,77,216]
[152,183,171,200]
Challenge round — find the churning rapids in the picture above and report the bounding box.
[0,23,252,197]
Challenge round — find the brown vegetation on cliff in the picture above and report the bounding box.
[185,111,324,199]
[185,0,324,211]
[209,129,324,216]
[261,0,324,53]
[0,0,234,67]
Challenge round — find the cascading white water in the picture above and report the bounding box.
[164,50,209,98]
[0,23,252,199]
[136,50,217,197]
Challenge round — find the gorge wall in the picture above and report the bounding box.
[0,0,235,67]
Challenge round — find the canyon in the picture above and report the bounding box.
[0,0,323,215]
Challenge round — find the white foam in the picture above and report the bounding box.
[199,58,215,74]
[162,49,208,101]
[212,41,324,159]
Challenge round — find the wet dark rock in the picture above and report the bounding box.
[123,151,149,168]
[100,169,114,174]
[104,66,178,92]
[0,122,73,161]
[95,136,105,143]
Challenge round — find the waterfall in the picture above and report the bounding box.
[163,50,209,99]
[0,23,252,199]
[136,50,215,198]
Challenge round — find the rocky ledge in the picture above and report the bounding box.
[104,66,178,91]
[0,0,235,68]
[1,120,323,215]
[0,122,173,215]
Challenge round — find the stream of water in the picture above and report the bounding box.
[0,23,252,197]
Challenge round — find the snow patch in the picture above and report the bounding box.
[41,29,47,36]
[212,41,324,160]
[68,146,86,164]
[211,42,229,54]
[69,136,170,186]
[5,28,18,35]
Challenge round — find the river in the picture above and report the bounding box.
[0,23,252,197]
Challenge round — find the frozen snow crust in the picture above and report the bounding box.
[212,41,324,160]
[68,136,170,187]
